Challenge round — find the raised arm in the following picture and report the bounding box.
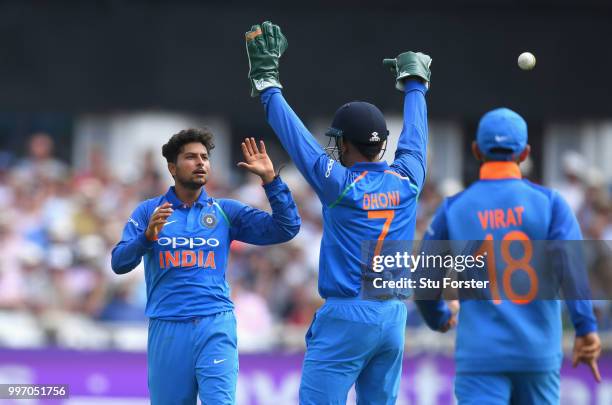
[261,88,346,204]
[383,52,432,191]
[226,137,301,244]
[245,21,346,205]
[219,177,300,245]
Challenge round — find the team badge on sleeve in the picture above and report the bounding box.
[202,213,217,229]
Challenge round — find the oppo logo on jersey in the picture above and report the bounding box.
[157,237,220,249]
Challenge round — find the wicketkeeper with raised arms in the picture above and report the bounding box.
[245,21,433,404]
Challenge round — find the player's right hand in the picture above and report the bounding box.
[245,21,288,97]
[383,51,432,91]
[573,332,602,382]
[145,202,173,241]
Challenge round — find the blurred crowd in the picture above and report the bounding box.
[0,133,610,351]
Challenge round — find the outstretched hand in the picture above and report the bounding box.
[237,138,276,184]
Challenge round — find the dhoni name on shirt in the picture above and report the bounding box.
[363,190,401,210]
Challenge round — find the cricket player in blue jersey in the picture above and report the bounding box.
[245,21,432,404]
[416,108,602,404]
[111,129,300,405]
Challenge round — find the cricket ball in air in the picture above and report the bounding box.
[518,52,536,70]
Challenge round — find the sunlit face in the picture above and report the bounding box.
[168,142,211,189]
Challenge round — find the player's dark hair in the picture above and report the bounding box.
[162,128,215,164]
[344,137,385,161]
[488,147,514,155]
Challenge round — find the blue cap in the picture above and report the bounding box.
[325,101,389,144]
[476,108,527,161]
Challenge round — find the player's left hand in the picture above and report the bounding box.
[439,300,459,333]
[572,332,602,383]
[438,315,456,333]
[383,51,432,91]
[245,21,288,97]
[237,137,276,184]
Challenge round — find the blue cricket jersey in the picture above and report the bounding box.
[111,178,300,320]
[261,81,428,298]
[417,161,597,372]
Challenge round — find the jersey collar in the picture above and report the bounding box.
[479,161,522,180]
[165,186,208,208]
[349,161,390,172]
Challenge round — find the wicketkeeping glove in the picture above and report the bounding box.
[383,51,432,91]
[245,21,288,97]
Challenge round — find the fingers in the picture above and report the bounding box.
[262,21,275,49]
[572,351,579,368]
[447,300,460,315]
[241,137,263,157]
[439,314,457,333]
[279,33,288,55]
[439,319,455,333]
[261,21,273,33]
[153,202,174,216]
[249,137,260,154]
[240,141,250,159]
[262,21,274,49]
[583,339,602,352]
[579,345,601,357]
[244,137,254,156]
[236,162,252,171]
[272,23,287,55]
[245,25,262,41]
[245,24,265,54]
[248,21,286,56]
[438,317,450,333]
[577,335,602,359]
[148,216,170,239]
[153,212,172,222]
[573,342,602,382]
[259,140,267,155]
[145,203,173,241]
[155,207,173,217]
[150,217,170,227]
[152,203,173,222]
[383,58,396,67]
[589,360,602,383]
[383,58,397,74]
[154,202,172,211]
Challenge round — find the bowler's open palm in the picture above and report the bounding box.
[237,137,276,184]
